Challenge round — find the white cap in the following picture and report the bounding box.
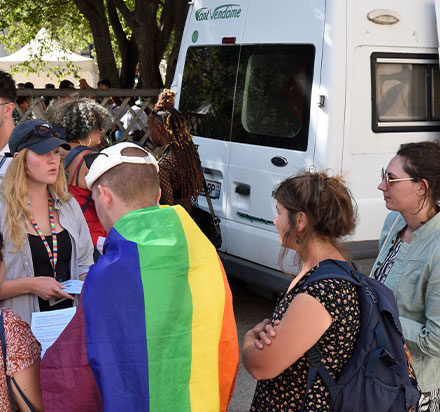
[85,142,159,189]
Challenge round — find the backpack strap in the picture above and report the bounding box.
[302,259,362,290]
[300,345,337,412]
[365,322,406,378]
[69,149,94,186]
[299,259,362,412]
[64,145,91,169]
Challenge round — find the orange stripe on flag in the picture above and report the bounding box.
[217,256,239,412]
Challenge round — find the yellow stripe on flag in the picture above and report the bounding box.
[174,206,225,411]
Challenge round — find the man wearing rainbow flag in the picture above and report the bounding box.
[40,143,239,412]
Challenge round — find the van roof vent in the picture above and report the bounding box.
[367,9,399,25]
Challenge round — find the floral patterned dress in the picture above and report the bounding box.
[251,266,361,411]
[0,310,41,412]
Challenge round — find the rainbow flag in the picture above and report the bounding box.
[40,205,239,412]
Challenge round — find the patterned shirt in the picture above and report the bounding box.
[0,310,41,412]
[251,266,361,411]
[373,236,403,283]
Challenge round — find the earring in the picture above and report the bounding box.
[296,237,301,245]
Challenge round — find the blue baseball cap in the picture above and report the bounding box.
[9,120,71,155]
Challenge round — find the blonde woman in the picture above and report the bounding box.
[0,120,94,324]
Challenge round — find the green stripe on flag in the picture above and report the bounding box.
[114,206,192,411]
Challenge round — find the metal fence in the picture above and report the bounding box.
[15,88,161,148]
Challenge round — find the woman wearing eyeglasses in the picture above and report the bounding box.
[0,120,94,325]
[371,141,440,412]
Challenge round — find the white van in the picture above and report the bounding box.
[172,0,440,291]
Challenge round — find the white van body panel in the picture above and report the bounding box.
[174,0,440,288]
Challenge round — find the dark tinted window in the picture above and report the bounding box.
[179,46,239,140]
[232,45,314,150]
[179,44,315,151]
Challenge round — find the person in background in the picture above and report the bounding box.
[371,141,440,411]
[148,89,204,216]
[0,120,94,324]
[59,80,74,89]
[40,142,238,412]
[43,83,55,109]
[0,71,16,182]
[47,97,113,258]
[97,79,111,89]
[242,171,360,411]
[78,79,92,89]
[16,83,24,89]
[120,96,148,142]
[0,232,43,412]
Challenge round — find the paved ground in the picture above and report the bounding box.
[227,278,274,411]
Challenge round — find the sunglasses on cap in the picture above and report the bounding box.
[26,124,66,140]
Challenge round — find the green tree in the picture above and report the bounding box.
[0,0,188,88]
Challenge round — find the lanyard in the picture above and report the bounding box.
[29,196,58,276]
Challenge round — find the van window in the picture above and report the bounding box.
[371,53,440,132]
[179,44,315,150]
[179,46,239,140]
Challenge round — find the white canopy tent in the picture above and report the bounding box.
[0,29,99,87]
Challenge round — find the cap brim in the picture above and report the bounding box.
[28,138,71,154]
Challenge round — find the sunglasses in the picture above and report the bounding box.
[26,125,66,140]
[381,167,414,185]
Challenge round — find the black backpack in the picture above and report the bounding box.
[300,259,420,412]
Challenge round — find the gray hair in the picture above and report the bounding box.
[47,97,113,142]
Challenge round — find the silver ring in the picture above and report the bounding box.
[56,287,60,294]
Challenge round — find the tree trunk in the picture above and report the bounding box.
[73,0,120,87]
[165,0,189,87]
[107,2,137,88]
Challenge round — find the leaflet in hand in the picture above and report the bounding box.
[61,279,84,295]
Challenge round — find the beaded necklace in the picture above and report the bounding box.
[29,195,58,277]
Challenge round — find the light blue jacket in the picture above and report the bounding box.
[371,211,440,392]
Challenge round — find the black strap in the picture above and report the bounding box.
[82,193,93,213]
[202,177,221,240]
[64,145,91,169]
[75,156,87,187]
[300,345,337,412]
[0,309,36,412]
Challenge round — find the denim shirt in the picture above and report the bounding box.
[0,189,94,325]
[371,211,440,392]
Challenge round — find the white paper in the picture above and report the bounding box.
[96,236,106,255]
[61,279,84,295]
[31,307,76,357]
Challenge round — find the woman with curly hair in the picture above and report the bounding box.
[148,89,204,215]
[47,97,113,256]
[0,120,94,324]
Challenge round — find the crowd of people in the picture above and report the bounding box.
[0,68,438,411]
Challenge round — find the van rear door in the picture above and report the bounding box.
[176,0,249,253]
[225,0,326,269]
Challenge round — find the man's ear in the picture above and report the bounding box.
[98,184,113,209]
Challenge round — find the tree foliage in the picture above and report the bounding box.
[0,0,188,88]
